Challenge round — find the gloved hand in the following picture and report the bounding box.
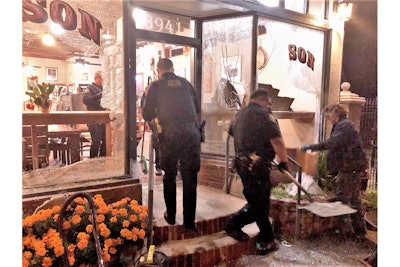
[300,145,312,152]
[277,162,289,172]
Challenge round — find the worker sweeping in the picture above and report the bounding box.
[301,103,368,239]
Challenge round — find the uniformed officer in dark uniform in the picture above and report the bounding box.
[142,58,201,237]
[224,89,289,254]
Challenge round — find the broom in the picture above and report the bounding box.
[135,132,172,266]
[272,160,357,217]
[140,121,148,174]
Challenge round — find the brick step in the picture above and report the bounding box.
[153,215,232,244]
[154,223,260,267]
[144,184,248,243]
[142,184,261,266]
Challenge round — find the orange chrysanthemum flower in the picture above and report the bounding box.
[96,213,105,223]
[71,214,82,225]
[74,205,85,214]
[23,194,149,266]
[63,220,71,230]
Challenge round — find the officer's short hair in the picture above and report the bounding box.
[250,89,270,100]
[157,58,174,71]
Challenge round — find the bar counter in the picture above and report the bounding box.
[23,111,112,125]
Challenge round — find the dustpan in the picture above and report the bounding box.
[273,161,357,217]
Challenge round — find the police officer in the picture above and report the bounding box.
[142,58,201,237]
[224,89,289,254]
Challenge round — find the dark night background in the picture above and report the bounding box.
[341,0,377,97]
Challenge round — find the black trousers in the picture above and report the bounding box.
[151,129,161,168]
[159,123,201,229]
[226,161,274,243]
[88,123,106,158]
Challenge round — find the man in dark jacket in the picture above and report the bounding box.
[142,58,201,237]
[225,89,289,255]
[83,71,106,158]
[301,104,368,238]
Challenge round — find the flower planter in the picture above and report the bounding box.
[22,192,149,267]
[39,100,52,113]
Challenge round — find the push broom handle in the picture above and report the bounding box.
[272,160,314,202]
[147,132,154,247]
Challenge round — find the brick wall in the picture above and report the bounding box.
[22,178,142,214]
[199,157,341,239]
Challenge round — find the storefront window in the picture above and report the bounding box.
[201,16,253,156]
[22,0,125,194]
[257,17,325,145]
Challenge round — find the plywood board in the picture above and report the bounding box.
[299,201,357,217]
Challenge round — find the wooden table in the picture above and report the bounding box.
[23,111,112,169]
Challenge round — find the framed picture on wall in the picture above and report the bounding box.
[79,72,88,81]
[46,67,58,81]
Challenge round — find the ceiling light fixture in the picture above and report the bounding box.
[102,30,112,40]
[102,30,112,45]
[42,33,55,46]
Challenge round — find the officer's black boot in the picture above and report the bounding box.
[224,205,255,242]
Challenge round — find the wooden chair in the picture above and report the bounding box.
[48,136,71,165]
[22,125,50,170]
[76,124,91,156]
[71,93,91,156]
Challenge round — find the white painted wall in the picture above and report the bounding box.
[22,56,102,104]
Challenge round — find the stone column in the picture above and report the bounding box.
[339,82,366,132]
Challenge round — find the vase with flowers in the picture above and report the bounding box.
[22,193,149,267]
[25,82,60,113]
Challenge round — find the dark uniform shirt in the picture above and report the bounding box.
[142,72,201,230]
[229,102,282,163]
[142,72,200,125]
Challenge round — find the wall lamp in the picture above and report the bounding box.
[336,0,353,21]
